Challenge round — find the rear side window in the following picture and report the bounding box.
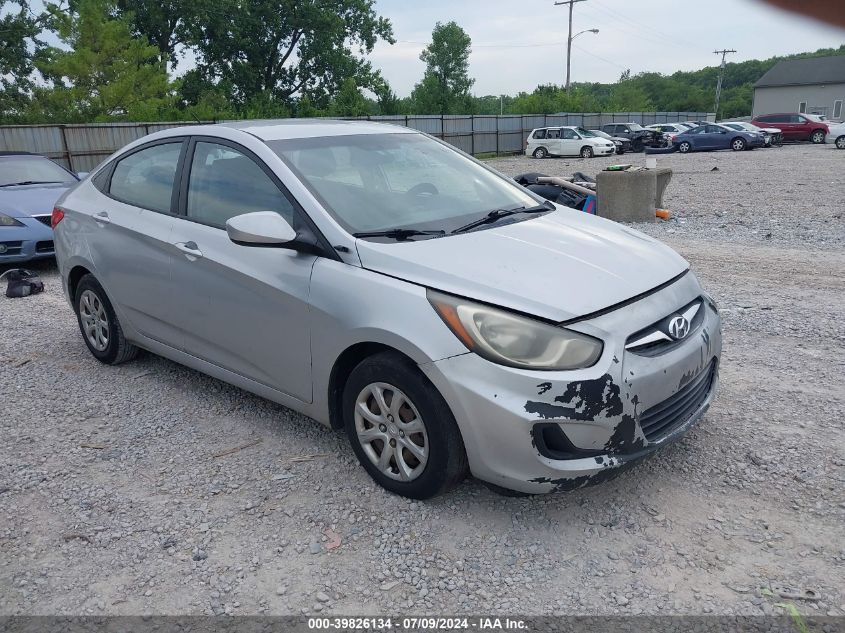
[546,129,561,139]
[109,142,182,213]
[532,129,546,139]
[186,141,294,227]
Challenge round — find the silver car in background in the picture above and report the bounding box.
[53,120,722,498]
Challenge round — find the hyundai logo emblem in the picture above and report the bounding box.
[668,315,691,340]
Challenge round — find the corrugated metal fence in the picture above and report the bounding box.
[0,112,715,172]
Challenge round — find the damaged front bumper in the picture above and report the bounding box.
[420,272,722,494]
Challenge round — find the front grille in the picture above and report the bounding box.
[0,241,23,255]
[36,240,54,253]
[34,215,52,227]
[626,298,704,357]
[640,361,716,442]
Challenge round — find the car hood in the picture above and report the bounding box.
[355,208,689,322]
[0,183,74,218]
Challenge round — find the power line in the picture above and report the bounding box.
[554,0,587,91]
[713,48,736,117]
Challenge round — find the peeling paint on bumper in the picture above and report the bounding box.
[420,273,722,494]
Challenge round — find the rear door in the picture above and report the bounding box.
[87,139,186,345]
[167,137,316,402]
[544,128,562,155]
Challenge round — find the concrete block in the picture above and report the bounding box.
[596,168,672,223]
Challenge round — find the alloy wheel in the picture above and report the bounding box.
[354,382,429,482]
[679,142,691,153]
[811,131,825,144]
[732,139,745,151]
[79,289,109,351]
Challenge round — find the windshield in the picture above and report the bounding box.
[591,130,610,139]
[0,155,76,187]
[628,123,644,131]
[575,127,596,138]
[269,133,539,235]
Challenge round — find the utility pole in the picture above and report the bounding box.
[555,0,587,91]
[713,49,736,119]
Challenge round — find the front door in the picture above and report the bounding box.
[168,139,316,403]
[560,128,581,155]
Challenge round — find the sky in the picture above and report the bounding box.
[369,0,845,96]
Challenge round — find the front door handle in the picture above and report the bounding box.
[93,211,110,225]
[174,241,203,259]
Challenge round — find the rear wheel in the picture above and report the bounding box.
[580,146,594,158]
[343,351,468,499]
[731,137,747,151]
[836,135,845,150]
[811,130,826,144]
[678,141,692,154]
[532,147,548,159]
[74,274,139,365]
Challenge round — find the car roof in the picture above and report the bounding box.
[215,118,417,141]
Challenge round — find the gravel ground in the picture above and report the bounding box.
[1,143,843,618]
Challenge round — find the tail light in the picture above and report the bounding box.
[670,135,677,141]
[51,206,65,228]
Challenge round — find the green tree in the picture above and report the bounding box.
[112,0,193,67]
[1,0,41,121]
[372,77,400,115]
[183,0,394,109]
[36,0,172,121]
[328,77,369,117]
[411,21,473,115]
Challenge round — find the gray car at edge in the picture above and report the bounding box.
[52,120,722,498]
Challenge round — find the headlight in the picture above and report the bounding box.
[0,212,25,227]
[427,290,603,370]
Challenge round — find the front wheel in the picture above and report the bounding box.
[811,130,826,144]
[74,274,139,365]
[731,137,747,151]
[678,141,692,154]
[532,147,548,159]
[343,352,468,499]
[836,135,845,150]
[580,146,594,158]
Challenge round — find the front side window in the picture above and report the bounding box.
[562,129,579,140]
[792,115,806,123]
[269,133,537,235]
[0,155,77,187]
[186,142,294,227]
[109,142,182,213]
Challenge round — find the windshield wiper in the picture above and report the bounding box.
[0,180,66,188]
[352,228,446,241]
[451,202,553,234]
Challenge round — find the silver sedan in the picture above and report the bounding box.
[53,120,722,498]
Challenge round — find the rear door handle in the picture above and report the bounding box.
[174,241,203,259]
[93,211,110,225]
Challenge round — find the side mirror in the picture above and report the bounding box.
[226,211,296,247]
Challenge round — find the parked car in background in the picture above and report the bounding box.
[826,121,845,149]
[590,129,631,154]
[672,124,764,153]
[599,123,661,151]
[719,122,775,147]
[0,152,80,263]
[526,126,615,158]
[52,120,722,498]
[645,123,690,142]
[750,113,828,143]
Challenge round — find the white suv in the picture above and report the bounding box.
[525,126,616,159]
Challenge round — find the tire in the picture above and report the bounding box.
[615,148,624,155]
[74,274,139,365]
[532,147,548,159]
[811,130,826,144]
[580,146,594,158]
[678,141,692,154]
[731,137,747,151]
[342,351,468,499]
[836,135,845,150]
